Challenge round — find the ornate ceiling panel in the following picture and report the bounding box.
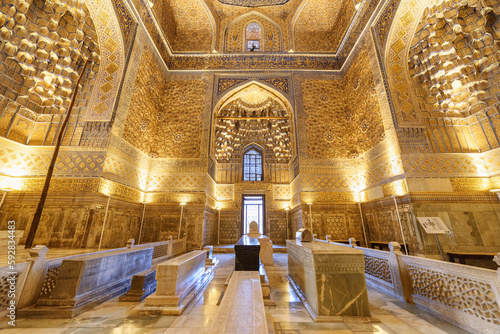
[293,0,356,53]
[130,0,381,70]
[152,0,214,52]
[217,0,290,6]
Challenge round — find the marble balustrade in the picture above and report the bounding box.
[0,238,187,311]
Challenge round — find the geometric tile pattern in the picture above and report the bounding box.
[216,184,234,201]
[147,175,206,192]
[0,138,105,178]
[402,150,500,177]
[273,185,291,200]
[102,154,149,191]
[85,0,125,121]
[301,176,350,191]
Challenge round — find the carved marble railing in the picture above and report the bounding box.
[326,237,500,333]
[357,246,396,296]
[0,261,29,312]
[357,241,499,334]
[401,253,500,334]
[0,237,187,312]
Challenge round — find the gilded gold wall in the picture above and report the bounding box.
[0,192,142,248]
[302,47,385,159]
[123,51,208,158]
[293,0,355,53]
[152,0,213,52]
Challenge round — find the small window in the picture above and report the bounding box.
[246,22,261,52]
[243,146,263,181]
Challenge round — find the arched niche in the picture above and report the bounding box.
[224,12,282,53]
[211,82,295,183]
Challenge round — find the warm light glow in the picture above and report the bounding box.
[489,189,500,192]
[393,179,407,196]
[180,202,187,206]
[0,175,23,191]
[307,202,312,205]
[1,167,29,177]
[452,80,462,90]
[355,3,361,10]
[99,179,114,197]
[354,192,367,203]
[284,207,290,211]
[474,157,488,176]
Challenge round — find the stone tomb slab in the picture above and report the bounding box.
[132,250,215,315]
[209,271,268,334]
[286,240,375,322]
[20,247,153,318]
[234,235,261,271]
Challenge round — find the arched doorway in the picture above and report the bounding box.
[211,82,296,242]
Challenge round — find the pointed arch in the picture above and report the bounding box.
[223,11,283,52]
[242,144,264,181]
[214,80,293,114]
[212,81,296,165]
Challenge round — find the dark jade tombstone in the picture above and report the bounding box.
[234,235,261,271]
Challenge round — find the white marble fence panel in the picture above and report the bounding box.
[355,246,397,296]
[0,261,29,311]
[401,254,500,334]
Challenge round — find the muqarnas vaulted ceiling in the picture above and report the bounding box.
[152,0,214,52]
[214,84,292,163]
[217,0,290,6]
[148,0,361,54]
[293,0,356,53]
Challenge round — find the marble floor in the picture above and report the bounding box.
[1,253,471,334]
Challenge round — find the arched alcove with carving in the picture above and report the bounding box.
[212,82,294,183]
[224,12,282,53]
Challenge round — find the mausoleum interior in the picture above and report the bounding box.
[1,0,500,333]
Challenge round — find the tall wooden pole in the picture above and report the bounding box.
[138,202,147,244]
[25,57,90,249]
[98,195,111,251]
[392,195,408,254]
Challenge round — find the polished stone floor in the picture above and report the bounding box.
[1,253,470,334]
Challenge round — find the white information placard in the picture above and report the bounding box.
[417,217,451,234]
